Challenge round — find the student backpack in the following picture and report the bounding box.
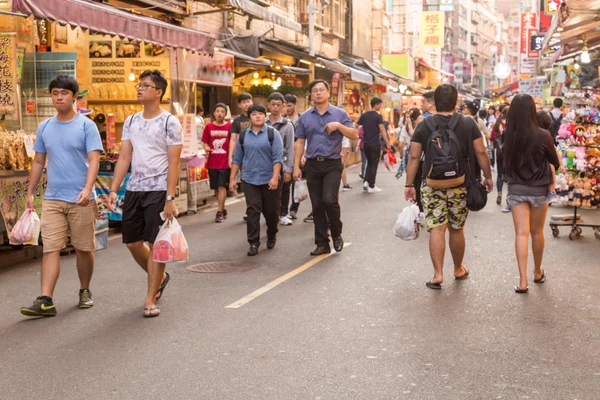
[422,113,466,189]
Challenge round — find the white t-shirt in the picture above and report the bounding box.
[122,110,183,192]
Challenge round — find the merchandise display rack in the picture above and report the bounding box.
[549,90,600,240]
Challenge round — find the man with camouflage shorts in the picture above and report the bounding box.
[404,85,493,290]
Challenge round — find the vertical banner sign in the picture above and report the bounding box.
[539,0,552,33]
[330,72,341,106]
[0,34,18,121]
[545,0,560,14]
[520,13,537,55]
[420,12,445,48]
[176,114,199,158]
[527,29,540,59]
[106,113,116,150]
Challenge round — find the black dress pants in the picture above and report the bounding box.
[243,182,279,246]
[280,179,292,217]
[304,158,343,246]
[363,143,381,188]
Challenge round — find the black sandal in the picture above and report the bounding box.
[455,267,470,280]
[514,286,528,294]
[155,272,170,301]
[426,281,442,290]
[533,270,546,284]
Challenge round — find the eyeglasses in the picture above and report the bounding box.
[311,87,328,94]
[135,83,157,91]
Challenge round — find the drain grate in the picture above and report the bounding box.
[185,261,258,273]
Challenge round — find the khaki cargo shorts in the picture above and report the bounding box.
[41,200,98,253]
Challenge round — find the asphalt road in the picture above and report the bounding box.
[1,164,599,400]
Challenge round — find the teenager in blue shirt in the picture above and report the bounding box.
[230,104,283,256]
[21,76,103,317]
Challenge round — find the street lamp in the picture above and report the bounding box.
[308,0,330,56]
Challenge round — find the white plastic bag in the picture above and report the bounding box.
[293,180,309,203]
[393,204,421,241]
[9,209,40,246]
[152,217,189,263]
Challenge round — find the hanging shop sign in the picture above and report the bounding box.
[176,114,199,158]
[178,51,234,86]
[0,34,18,121]
[330,72,343,107]
[520,13,537,56]
[519,77,546,98]
[528,30,541,59]
[545,0,560,14]
[520,54,536,75]
[440,0,454,12]
[420,12,444,48]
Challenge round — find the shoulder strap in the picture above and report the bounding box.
[448,113,462,131]
[128,112,139,129]
[550,113,557,122]
[267,126,274,145]
[239,127,249,149]
[165,114,171,133]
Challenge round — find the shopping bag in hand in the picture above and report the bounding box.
[9,209,41,246]
[153,217,189,263]
[383,152,392,171]
[293,180,309,203]
[393,203,421,241]
[386,149,397,166]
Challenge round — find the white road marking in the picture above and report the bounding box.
[225,243,352,309]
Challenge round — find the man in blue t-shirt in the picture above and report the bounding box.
[20,76,103,318]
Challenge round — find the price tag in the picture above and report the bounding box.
[23,135,34,157]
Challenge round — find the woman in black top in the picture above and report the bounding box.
[503,95,560,294]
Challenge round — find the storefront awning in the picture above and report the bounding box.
[12,0,215,54]
[336,61,373,85]
[229,0,302,32]
[363,59,401,81]
[418,59,455,78]
[316,57,350,74]
[260,39,315,62]
[282,66,311,75]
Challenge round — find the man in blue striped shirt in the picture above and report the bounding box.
[230,104,283,256]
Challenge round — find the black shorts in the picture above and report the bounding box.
[122,190,166,244]
[209,168,230,190]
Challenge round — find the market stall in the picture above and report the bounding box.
[549,90,600,240]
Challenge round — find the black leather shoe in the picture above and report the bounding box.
[247,244,259,257]
[267,237,276,249]
[333,236,344,252]
[310,245,331,256]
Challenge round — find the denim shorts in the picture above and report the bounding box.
[507,194,548,208]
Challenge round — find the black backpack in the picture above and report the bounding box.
[423,113,466,189]
[549,113,562,144]
[239,126,274,151]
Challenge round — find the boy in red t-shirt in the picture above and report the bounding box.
[202,103,232,222]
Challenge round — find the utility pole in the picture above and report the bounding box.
[308,0,329,57]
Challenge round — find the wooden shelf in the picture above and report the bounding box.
[87,100,171,105]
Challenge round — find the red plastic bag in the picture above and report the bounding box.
[387,149,397,165]
[152,217,189,263]
[9,209,40,246]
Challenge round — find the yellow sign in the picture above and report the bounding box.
[0,33,17,121]
[420,12,444,48]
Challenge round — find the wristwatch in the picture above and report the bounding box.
[166,195,174,201]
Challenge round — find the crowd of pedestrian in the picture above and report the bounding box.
[19,72,565,319]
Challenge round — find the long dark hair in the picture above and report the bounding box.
[503,95,539,168]
[492,112,505,132]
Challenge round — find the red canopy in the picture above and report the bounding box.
[13,0,215,54]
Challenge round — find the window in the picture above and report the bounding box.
[459,28,467,39]
[330,0,345,37]
[460,5,467,18]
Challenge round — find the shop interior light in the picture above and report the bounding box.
[552,32,561,37]
[581,40,591,64]
[128,72,136,81]
[299,59,312,65]
[253,72,259,79]
[574,62,580,70]
[556,26,564,32]
[262,74,273,86]
[315,63,325,68]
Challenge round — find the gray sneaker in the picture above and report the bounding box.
[20,297,57,317]
[78,289,94,309]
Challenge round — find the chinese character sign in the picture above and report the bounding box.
[420,12,444,48]
[176,114,199,158]
[0,34,18,121]
[520,13,537,55]
[545,0,560,14]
